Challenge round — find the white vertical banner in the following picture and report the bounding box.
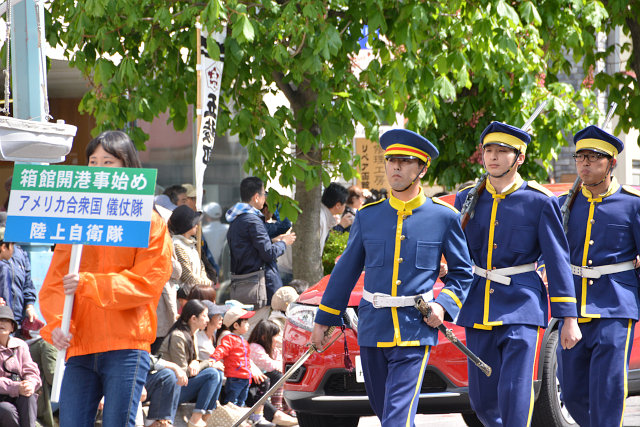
[195,24,226,210]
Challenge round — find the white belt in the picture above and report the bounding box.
[362,289,433,309]
[571,261,635,279]
[473,263,536,286]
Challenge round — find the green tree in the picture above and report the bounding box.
[587,1,640,136]
[46,0,606,284]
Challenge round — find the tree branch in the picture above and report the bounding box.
[625,16,640,80]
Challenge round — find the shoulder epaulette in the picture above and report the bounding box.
[360,198,386,210]
[526,181,554,197]
[432,197,459,213]
[622,185,640,198]
[558,190,570,197]
[459,184,475,192]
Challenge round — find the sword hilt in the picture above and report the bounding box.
[313,325,337,353]
[414,295,492,377]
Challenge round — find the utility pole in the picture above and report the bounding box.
[9,0,47,121]
[4,0,58,316]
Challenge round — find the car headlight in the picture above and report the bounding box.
[344,307,358,330]
[286,303,318,332]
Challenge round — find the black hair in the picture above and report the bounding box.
[288,279,310,294]
[346,185,363,206]
[164,185,188,205]
[165,299,206,363]
[229,318,248,333]
[188,285,217,303]
[240,177,264,202]
[321,183,348,209]
[86,130,142,168]
[248,319,281,358]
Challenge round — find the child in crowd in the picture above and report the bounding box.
[248,320,283,403]
[268,286,299,334]
[211,307,273,426]
[211,307,255,406]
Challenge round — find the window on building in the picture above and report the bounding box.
[632,160,640,186]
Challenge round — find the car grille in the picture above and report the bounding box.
[284,364,306,383]
[323,369,447,395]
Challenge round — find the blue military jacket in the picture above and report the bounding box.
[315,189,474,348]
[454,174,577,329]
[559,178,640,320]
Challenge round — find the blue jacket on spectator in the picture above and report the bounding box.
[0,244,36,324]
[226,203,286,303]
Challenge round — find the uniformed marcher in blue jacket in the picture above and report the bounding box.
[454,122,582,427]
[311,129,474,427]
[557,125,640,427]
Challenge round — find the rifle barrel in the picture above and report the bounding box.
[521,99,549,131]
[602,102,618,129]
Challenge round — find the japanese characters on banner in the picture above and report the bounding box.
[5,164,157,248]
[355,137,390,193]
[195,26,226,210]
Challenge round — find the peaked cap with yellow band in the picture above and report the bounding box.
[573,125,623,158]
[380,129,439,167]
[480,121,531,153]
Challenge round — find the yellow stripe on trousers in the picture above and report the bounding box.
[619,319,633,427]
[406,346,430,427]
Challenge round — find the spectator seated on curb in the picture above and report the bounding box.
[0,305,41,427]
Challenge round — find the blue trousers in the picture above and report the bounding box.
[179,367,224,413]
[359,345,431,427]
[557,318,634,427]
[145,368,181,422]
[465,325,539,427]
[222,377,250,407]
[59,349,150,427]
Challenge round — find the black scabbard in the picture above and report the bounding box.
[415,296,492,377]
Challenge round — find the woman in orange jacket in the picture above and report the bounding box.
[39,131,173,427]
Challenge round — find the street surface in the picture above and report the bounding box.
[171,395,640,426]
[356,395,640,426]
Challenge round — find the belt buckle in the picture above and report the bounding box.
[371,292,386,309]
[582,266,602,279]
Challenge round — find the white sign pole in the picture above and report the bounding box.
[50,243,83,404]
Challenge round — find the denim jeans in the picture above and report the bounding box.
[179,367,223,413]
[59,349,150,427]
[145,368,180,422]
[223,377,250,407]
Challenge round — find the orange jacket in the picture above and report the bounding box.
[39,212,173,358]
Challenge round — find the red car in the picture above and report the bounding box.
[282,187,640,427]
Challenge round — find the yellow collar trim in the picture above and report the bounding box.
[576,139,618,157]
[485,173,524,197]
[389,188,427,212]
[581,177,620,200]
[483,132,528,153]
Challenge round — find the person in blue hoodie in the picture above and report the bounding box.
[225,177,296,309]
[0,218,37,331]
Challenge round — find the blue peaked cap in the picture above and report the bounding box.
[574,125,623,157]
[480,122,531,153]
[380,129,439,163]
